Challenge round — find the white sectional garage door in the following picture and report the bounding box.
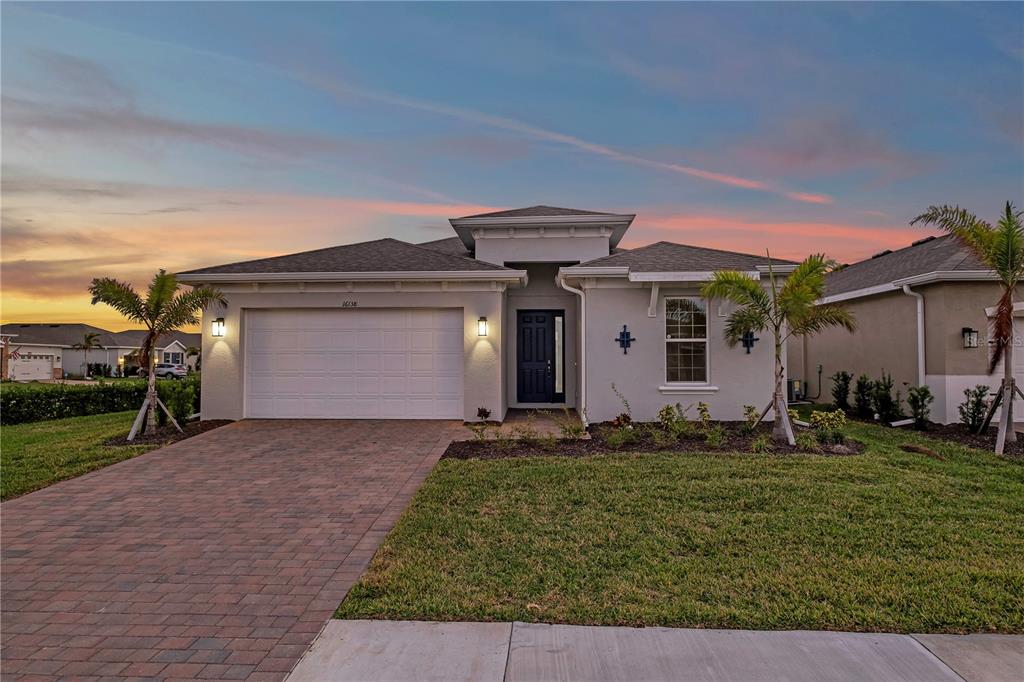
[245,309,464,419]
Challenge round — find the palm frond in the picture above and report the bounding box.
[991,202,1024,286]
[988,286,1015,374]
[788,305,857,338]
[722,306,769,346]
[146,270,179,318]
[778,253,833,318]
[700,271,771,312]
[155,286,227,332]
[911,204,995,262]
[89,278,149,325]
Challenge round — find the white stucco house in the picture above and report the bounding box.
[178,206,794,424]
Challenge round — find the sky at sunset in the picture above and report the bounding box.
[2,2,1022,328]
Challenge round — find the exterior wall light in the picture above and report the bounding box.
[477,317,488,337]
[212,317,226,337]
[961,327,978,348]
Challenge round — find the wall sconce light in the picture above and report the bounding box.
[961,327,978,348]
[212,317,226,337]
[477,317,488,337]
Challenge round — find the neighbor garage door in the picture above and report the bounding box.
[245,308,464,419]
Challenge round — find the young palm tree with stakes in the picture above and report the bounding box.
[89,270,224,440]
[72,332,103,378]
[912,202,1023,455]
[701,254,856,444]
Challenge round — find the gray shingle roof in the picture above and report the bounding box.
[577,241,797,272]
[456,205,619,219]
[179,238,510,275]
[418,236,471,257]
[0,324,199,349]
[826,235,984,296]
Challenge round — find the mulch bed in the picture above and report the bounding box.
[917,422,1023,458]
[104,419,231,447]
[443,422,864,460]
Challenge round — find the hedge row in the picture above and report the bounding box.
[1,377,201,426]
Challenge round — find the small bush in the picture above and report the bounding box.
[831,371,853,411]
[510,413,540,442]
[906,385,934,430]
[703,423,726,448]
[959,385,990,434]
[606,426,637,450]
[696,402,712,432]
[871,372,903,423]
[853,374,874,418]
[795,431,820,452]
[657,403,693,439]
[742,404,761,435]
[476,406,492,421]
[157,379,196,426]
[467,423,490,441]
[553,407,585,440]
[750,434,773,454]
[810,409,846,444]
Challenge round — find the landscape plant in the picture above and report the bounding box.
[810,409,847,444]
[702,254,856,444]
[831,371,853,411]
[750,434,773,453]
[912,202,1023,453]
[906,385,934,430]
[959,385,991,434]
[853,375,874,419]
[89,270,224,439]
[72,332,104,378]
[870,372,903,423]
[553,407,585,440]
[742,404,761,435]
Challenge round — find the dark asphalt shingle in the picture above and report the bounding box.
[826,235,984,296]
[179,238,511,275]
[576,241,797,272]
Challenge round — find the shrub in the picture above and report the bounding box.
[959,385,990,434]
[650,427,677,449]
[853,374,874,418]
[831,371,853,411]
[87,363,113,378]
[906,385,934,430]
[476,406,492,421]
[795,431,820,452]
[703,423,726,448]
[750,434,773,454]
[467,423,490,441]
[742,405,761,435]
[657,403,693,439]
[606,426,637,450]
[510,413,540,442]
[871,372,903,423]
[157,379,197,426]
[696,402,712,432]
[611,383,632,422]
[810,409,846,444]
[1,380,146,425]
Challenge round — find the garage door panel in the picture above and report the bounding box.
[245,308,464,419]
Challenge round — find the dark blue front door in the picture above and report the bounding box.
[517,311,554,403]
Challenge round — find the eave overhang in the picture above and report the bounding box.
[176,269,529,285]
[449,214,635,250]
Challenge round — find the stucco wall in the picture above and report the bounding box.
[505,263,579,408]
[476,236,609,266]
[583,284,776,423]
[200,284,506,422]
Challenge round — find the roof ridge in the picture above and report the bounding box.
[832,233,953,273]
[178,238,399,275]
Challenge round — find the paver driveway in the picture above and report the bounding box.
[1,419,461,681]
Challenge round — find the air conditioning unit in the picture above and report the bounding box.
[787,379,804,403]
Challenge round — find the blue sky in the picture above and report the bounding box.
[2,2,1021,325]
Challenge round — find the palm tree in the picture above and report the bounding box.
[72,332,103,378]
[912,202,1023,454]
[185,345,201,372]
[89,270,224,439]
[701,254,856,444]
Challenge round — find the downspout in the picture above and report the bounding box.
[902,284,926,386]
[557,272,587,426]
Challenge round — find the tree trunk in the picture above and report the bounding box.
[84,349,89,378]
[772,338,796,445]
[145,360,158,434]
[995,333,1016,455]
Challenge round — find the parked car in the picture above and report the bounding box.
[138,363,188,379]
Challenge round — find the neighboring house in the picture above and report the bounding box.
[788,235,1023,424]
[0,324,201,380]
[178,205,794,423]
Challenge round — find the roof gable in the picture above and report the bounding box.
[456,205,618,219]
[577,241,797,272]
[178,238,511,276]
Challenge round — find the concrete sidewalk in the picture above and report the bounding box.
[289,620,1023,682]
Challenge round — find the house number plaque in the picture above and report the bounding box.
[341,300,358,308]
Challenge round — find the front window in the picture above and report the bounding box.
[665,297,708,383]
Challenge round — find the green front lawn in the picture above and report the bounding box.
[336,420,1024,633]
[1,411,156,500]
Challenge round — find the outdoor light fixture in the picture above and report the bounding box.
[212,317,226,337]
[478,317,488,337]
[962,327,979,348]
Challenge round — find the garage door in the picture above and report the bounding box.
[245,309,464,419]
[11,355,54,381]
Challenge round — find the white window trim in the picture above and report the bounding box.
[664,295,711,385]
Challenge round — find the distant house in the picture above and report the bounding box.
[0,324,200,381]
[789,235,1023,424]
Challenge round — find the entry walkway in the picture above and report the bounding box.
[290,620,1023,682]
